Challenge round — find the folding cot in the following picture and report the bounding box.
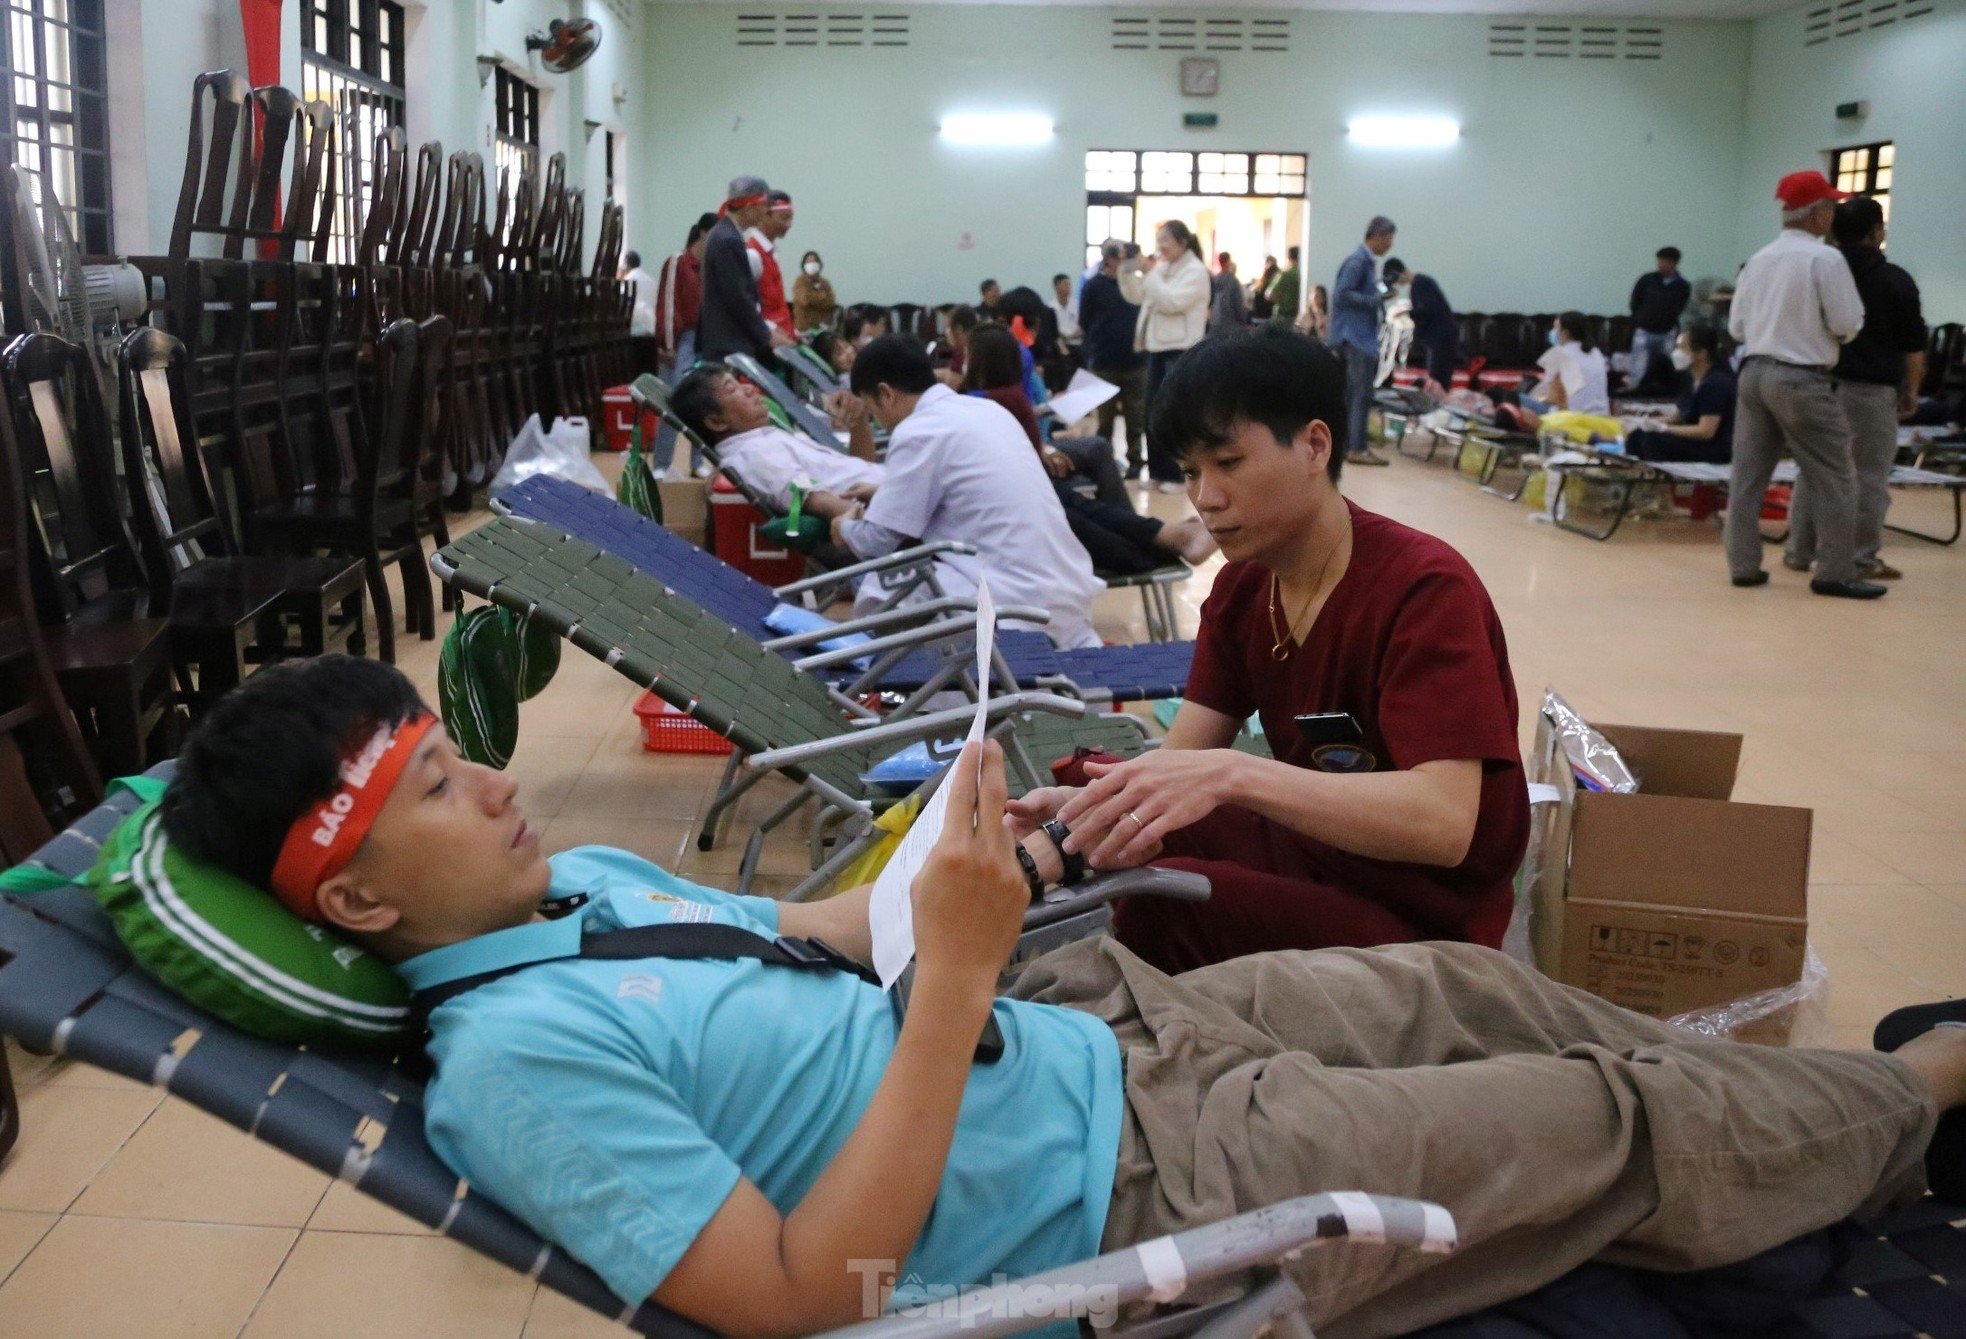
[0,775,1444,1339]
[779,342,845,399]
[430,516,1156,897]
[684,371,1197,644]
[8,781,1966,1339]
[1542,454,1966,545]
[497,476,1198,705]
[1381,396,1541,501]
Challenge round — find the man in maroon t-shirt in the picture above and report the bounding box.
[1009,326,1529,973]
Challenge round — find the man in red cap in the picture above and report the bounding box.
[1724,171,1877,599]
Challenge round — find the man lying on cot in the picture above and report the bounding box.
[1010,326,1530,973]
[162,654,1966,1339]
[672,354,1119,649]
[671,363,885,522]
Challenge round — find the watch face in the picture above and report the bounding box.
[1180,57,1219,97]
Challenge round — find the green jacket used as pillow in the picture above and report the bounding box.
[84,800,412,1047]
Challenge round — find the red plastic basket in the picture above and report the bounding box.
[634,692,734,755]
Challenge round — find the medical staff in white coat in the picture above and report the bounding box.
[835,336,1106,649]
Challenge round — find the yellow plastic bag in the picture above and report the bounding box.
[1536,411,1624,445]
[828,791,925,894]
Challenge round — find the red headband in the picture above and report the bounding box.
[767,198,794,215]
[270,713,438,922]
[720,193,766,217]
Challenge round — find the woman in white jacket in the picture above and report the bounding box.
[1120,221,1213,490]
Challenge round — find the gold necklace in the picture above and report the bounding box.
[1266,524,1348,661]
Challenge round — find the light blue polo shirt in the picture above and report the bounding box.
[401,847,1124,1314]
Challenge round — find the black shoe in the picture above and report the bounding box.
[1810,578,1888,599]
[1731,571,1770,588]
[1876,1003,1966,1202]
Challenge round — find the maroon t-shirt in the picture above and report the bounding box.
[1184,501,1528,945]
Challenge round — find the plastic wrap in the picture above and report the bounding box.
[1666,947,1831,1047]
[1540,689,1639,794]
[491,413,608,495]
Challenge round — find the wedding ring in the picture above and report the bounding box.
[1124,811,1143,829]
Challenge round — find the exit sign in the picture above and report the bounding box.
[1184,112,1219,129]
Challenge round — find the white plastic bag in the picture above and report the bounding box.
[491,413,607,495]
[1666,946,1831,1047]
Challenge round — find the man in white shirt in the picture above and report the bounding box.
[671,366,880,516]
[1047,273,1083,347]
[622,250,658,375]
[1725,171,1877,599]
[839,336,1107,648]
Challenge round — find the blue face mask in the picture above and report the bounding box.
[1548,328,1560,347]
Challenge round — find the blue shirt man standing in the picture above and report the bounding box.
[1331,216,1398,466]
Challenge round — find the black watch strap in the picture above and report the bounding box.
[1013,844,1045,901]
[1041,819,1085,886]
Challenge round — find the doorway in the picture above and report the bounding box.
[1084,150,1307,279]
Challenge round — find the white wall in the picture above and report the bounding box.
[630,5,1753,314]
[1736,0,1966,322]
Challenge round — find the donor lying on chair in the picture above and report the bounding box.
[159,655,1966,1339]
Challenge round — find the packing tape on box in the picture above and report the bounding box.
[1134,1236,1188,1303]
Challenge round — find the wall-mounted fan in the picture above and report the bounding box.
[527,18,602,73]
[3,164,145,374]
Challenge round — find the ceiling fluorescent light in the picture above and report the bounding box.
[939,113,1055,148]
[1347,115,1460,149]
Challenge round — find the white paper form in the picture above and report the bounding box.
[1044,370,1121,428]
[869,581,996,988]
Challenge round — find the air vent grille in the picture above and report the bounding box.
[1802,0,1937,46]
[1110,14,1290,53]
[735,12,911,49]
[1487,22,1664,60]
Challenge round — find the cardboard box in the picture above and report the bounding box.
[1528,714,1812,1044]
[657,479,709,549]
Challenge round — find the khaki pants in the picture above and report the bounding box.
[1725,359,1859,583]
[1788,379,1901,572]
[1011,938,1933,1339]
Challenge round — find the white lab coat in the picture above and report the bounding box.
[858,385,1104,648]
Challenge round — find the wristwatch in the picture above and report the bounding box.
[1013,844,1045,901]
[1040,819,1085,886]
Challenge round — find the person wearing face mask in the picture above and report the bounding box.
[1620,324,1736,465]
[1120,220,1214,491]
[1526,312,1610,416]
[792,250,837,333]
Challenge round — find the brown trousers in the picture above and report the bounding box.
[1010,938,1934,1339]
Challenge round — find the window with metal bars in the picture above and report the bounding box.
[1831,140,1894,223]
[2,0,112,255]
[301,0,406,263]
[1083,150,1306,267]
[493,66,540,214]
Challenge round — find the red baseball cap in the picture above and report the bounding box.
[1775,170,1849,210]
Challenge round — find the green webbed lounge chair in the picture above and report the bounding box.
[431,516,1154,898]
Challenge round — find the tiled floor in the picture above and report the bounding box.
[3,437,1962,1335]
